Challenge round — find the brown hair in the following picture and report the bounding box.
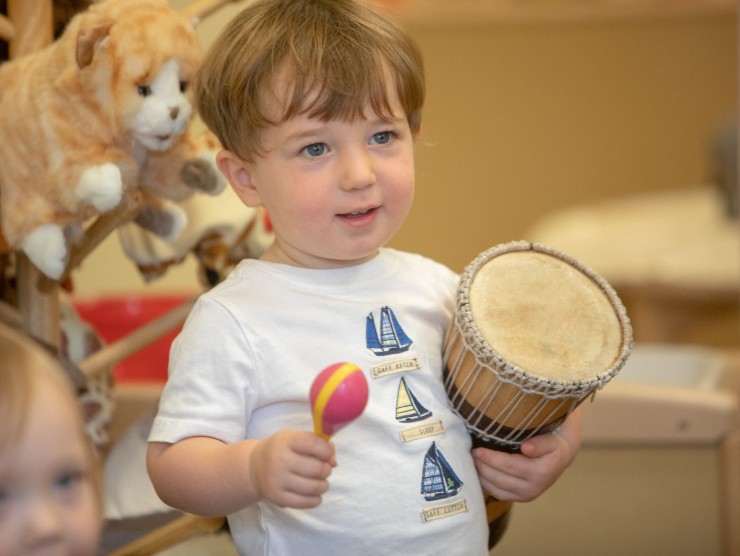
[194,0,425,162]
[0,324,103,507]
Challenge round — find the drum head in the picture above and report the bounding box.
[468,243,626,382]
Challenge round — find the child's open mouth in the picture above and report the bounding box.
[338,207,378,224]
[342,209,371,218]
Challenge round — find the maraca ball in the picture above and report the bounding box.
[310,362,369,436]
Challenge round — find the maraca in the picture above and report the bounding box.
[310,362,369,439]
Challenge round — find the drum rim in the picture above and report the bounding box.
[455,240,633,397]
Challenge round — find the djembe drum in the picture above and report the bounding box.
[443,241,632,548]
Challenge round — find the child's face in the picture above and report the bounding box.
[0,377,101,556]
[220,88,416,269]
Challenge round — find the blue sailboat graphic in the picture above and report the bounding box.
[396,377,432,423]
[366,306,413,356]
[421,442,463,501]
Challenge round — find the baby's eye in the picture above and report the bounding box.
[302,143,327,157]
[137,85,152,97]
[371,131,394,145]
[54,470,83,492]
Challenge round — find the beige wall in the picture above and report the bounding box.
[73,2,737,296]
[396,9,737,273]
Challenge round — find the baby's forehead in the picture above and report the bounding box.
[261,61,403,121]
[263,87,403,127]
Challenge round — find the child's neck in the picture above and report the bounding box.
[259,244,381,269]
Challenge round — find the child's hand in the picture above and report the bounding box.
[249,430,337,509]
[471,407,581,502]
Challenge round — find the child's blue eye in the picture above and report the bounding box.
[302,143,326,157]
[372,131,393,145]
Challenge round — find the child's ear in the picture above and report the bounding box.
[216,150,262,207]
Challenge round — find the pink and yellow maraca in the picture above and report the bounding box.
[310,362,369,439]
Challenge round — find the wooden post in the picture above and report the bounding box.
[7,0,52,58]
[79,296,196,379]
[107,515,225,556]
[16,258,60,347]
[6,0,58,346]
[0,14,15,42]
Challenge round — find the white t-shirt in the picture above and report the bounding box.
[149,248,488,555]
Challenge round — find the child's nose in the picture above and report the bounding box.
[340,150,376,191]
[25,495,64,547]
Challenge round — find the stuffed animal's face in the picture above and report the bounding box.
[128,58,193,152]
[77,0,202,152]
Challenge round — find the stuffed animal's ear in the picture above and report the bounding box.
[76,18,113,69]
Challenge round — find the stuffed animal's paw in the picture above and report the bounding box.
[21,224,68,279]
[134,200,187,243]
[181,152,226,196]
[76,163,124,211]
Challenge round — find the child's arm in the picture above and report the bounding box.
[471,407,582,502]
[147,430,336,516]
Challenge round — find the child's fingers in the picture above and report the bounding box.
[271,479,328,509]
[287,437,336,481]
[472,447,555,501]
[472,447,532,478]
[519,431,560,458]
[474,456,535,502]
[253,432,335,508]
[280,474,331,508]
[291,431,337,465]
[472,448,528,481]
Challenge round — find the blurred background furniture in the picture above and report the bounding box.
[494,343,739,556]
[526,185,739,349]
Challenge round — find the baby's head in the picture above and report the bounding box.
[0,325,102,556]
[195,0,425,163]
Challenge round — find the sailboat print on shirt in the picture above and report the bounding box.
[366,306,413,356]
[396,377,432,423]
[421,442,463,501]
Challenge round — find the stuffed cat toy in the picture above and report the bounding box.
[0,0,225,280]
